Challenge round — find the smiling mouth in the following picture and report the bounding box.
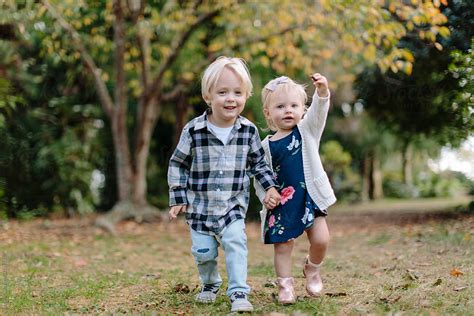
[224,106,237,110]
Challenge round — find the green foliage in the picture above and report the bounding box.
[416,171,467,198]
[354,0,474,147]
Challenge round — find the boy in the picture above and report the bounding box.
[168,56,281,312]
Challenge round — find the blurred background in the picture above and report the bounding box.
[0,0,472,224]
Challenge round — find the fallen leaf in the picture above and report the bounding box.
[453,286,468,291]
[74,258,88,267]
[450,268,464,277]
[325,292,348,297]
[406,269,420,280]
[433,278,442,286]
[173,283,190,293]
[143,273,161,280]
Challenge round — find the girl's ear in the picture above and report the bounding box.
[263,107,270,118]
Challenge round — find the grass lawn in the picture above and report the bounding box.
[1,197,473,315]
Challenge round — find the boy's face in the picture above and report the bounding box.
[264,88,305,132]
[205,67,247,128]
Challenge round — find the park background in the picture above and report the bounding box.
[0,0,473,314]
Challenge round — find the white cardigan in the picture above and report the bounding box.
[254,91,337,240]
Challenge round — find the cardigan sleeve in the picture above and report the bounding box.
[299,91,331,144]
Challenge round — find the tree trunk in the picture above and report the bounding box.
[371,152,384,199]
[95,100,162,234]
[174,92,189,147]
[360,154,371,202]
[402,141,413,186]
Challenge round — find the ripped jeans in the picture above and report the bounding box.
[189,219,250,296]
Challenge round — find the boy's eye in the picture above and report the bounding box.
[292,103,299,107]
[218,91,226,95]
[235,91,242,95]
[277,104,284,109]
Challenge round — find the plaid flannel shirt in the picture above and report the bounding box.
[168,111,278,235]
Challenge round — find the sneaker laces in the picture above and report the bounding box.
[230,291,246,302]
[202,284,219,294]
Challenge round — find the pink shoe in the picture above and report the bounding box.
[276,277,296,304]
[303,256,323,296]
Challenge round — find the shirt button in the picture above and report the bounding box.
[216,188,221,192]
[219,171,223,175]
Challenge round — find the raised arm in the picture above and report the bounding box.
[300,73,331,143]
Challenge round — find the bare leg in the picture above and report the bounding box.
[305,216,330,264]
[274,240,294,277]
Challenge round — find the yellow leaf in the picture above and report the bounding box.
[404,62,413,75]
[84,17,92,26]
[182,72,194,81]
[407,21,414,31]
[390,64,398,73]
[389,3,396,13]
[441,0,448,5]
[434,42,443,51]
[208,42,222,53]
[439,26,450,38]
[259,56,270,67]
[401,50,414,62]
[363,45,377,62]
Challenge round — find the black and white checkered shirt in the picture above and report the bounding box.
[168,111,278,235]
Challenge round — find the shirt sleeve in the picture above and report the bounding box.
[247,127,278,190]
[167,125,193,206]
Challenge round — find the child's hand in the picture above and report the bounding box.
[310,73,329,98]
[169,205,186,220]
[263,187,281,209]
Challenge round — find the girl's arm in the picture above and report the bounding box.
[300,89,331,143]
[167,125,192,206]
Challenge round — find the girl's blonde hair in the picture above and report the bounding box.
[261,76,307,131]
[201,56,253,103]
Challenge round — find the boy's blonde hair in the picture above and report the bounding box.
[261,76,307,131]
[201,56,253,103]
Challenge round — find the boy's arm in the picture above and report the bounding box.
[248,128,278,190]
[168,126,193,206]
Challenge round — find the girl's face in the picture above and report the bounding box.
[264,88,305,132]
[205,67,247,128]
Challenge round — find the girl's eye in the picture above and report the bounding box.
[292,104,299,108]
[277,104,284,109]
[235,91,242,95]
[218,91,226,95]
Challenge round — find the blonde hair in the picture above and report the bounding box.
[201,56,253,102]
[261,77,307,131]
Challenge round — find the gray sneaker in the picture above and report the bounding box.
[195,283,220,303]
[230,291,253,312]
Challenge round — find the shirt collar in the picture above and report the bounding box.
[194,110,252,131]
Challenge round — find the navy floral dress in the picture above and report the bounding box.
[264,127,327,244]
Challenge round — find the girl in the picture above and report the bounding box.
[254,74,336,304]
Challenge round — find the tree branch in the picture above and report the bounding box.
[143,8,220,103]
[162,84,186,102]
[43,0,114,119]
[113,0,127,112]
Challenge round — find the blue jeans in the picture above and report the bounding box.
[190,219,250,296]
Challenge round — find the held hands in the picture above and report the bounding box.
[169,205,186,221]
[263,187,281,209]
[310,73,329,98]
